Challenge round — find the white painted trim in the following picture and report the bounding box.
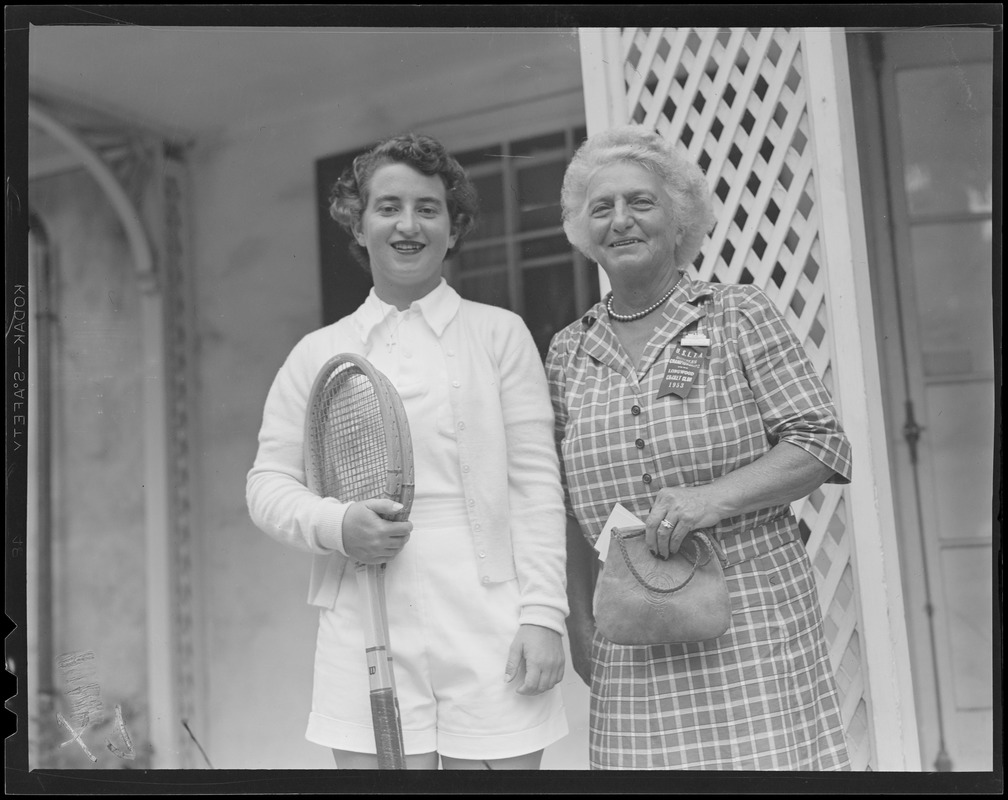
[578,28,626,137]
[801,28,922,770]
[161,154,207,766]
[577,27,624,296]
[140,292,181,768]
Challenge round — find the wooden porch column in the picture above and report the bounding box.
[800,28,920,770]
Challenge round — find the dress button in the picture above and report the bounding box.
[457,422,465,430]
[482,576,490,584]
[446,349,455,357]
[642,473,652,484]
[635,438,645,449]
[479,552,486,558]
[463,465,471,473]
[631,405,641,416]
[452,381,460,388]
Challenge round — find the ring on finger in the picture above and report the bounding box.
[658,519,674,531]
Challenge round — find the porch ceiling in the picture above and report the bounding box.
[28,26,581,141]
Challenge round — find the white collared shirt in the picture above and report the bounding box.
[246,280,569,633]
[357,287,465,505]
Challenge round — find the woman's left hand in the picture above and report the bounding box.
[504,624,565,696]
[644,486,722,559]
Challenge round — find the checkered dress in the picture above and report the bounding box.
[545,277,853,770]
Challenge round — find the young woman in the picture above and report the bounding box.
[246,133,568,769]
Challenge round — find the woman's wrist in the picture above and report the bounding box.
[518,604,567,635]
[695,481,734,527]
[310,498,349,556]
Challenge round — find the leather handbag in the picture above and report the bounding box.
[593,527,731,645]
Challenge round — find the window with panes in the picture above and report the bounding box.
[447,127,599,356]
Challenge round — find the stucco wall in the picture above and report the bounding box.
[29,169,152,767]
[187,30,589,770]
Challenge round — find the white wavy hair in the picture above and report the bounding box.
[561,124,716,267]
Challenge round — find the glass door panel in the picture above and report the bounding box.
[908,222,995,378]
[895,64,993,217]
[886,35,995,771]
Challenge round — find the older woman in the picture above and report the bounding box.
[546,125,852,770]
[247,133,568,769]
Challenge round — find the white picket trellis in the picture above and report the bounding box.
[578,27,920,770]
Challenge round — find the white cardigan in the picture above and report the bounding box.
[246,281,569,634]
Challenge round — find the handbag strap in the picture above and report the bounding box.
[613,529,726,595]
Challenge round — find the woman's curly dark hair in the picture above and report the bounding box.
[328,133,480,271]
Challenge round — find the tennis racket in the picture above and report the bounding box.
[304,353,414,770]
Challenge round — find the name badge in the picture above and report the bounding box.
[657,346,703,399]
[680,332,710,348]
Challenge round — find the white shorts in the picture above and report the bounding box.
[305,499,567,759]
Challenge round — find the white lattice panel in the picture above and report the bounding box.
[619,27,870,769]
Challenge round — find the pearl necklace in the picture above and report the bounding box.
[606,281,678,322]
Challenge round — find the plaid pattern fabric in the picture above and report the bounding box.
[545,277,852,770]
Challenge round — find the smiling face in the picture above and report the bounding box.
[585,161,681,281]
[353,161,458,307]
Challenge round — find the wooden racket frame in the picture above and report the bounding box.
[304,353,415,770]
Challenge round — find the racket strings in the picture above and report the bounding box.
[310,368,390,502]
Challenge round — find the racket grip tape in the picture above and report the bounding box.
[370,689,406,770]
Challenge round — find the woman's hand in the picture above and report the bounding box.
[644,486,723,559]
[644,444,839,558]
[504,624,565,696]
[337,499,413,564]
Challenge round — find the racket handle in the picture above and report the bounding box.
[370,688,406,770]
